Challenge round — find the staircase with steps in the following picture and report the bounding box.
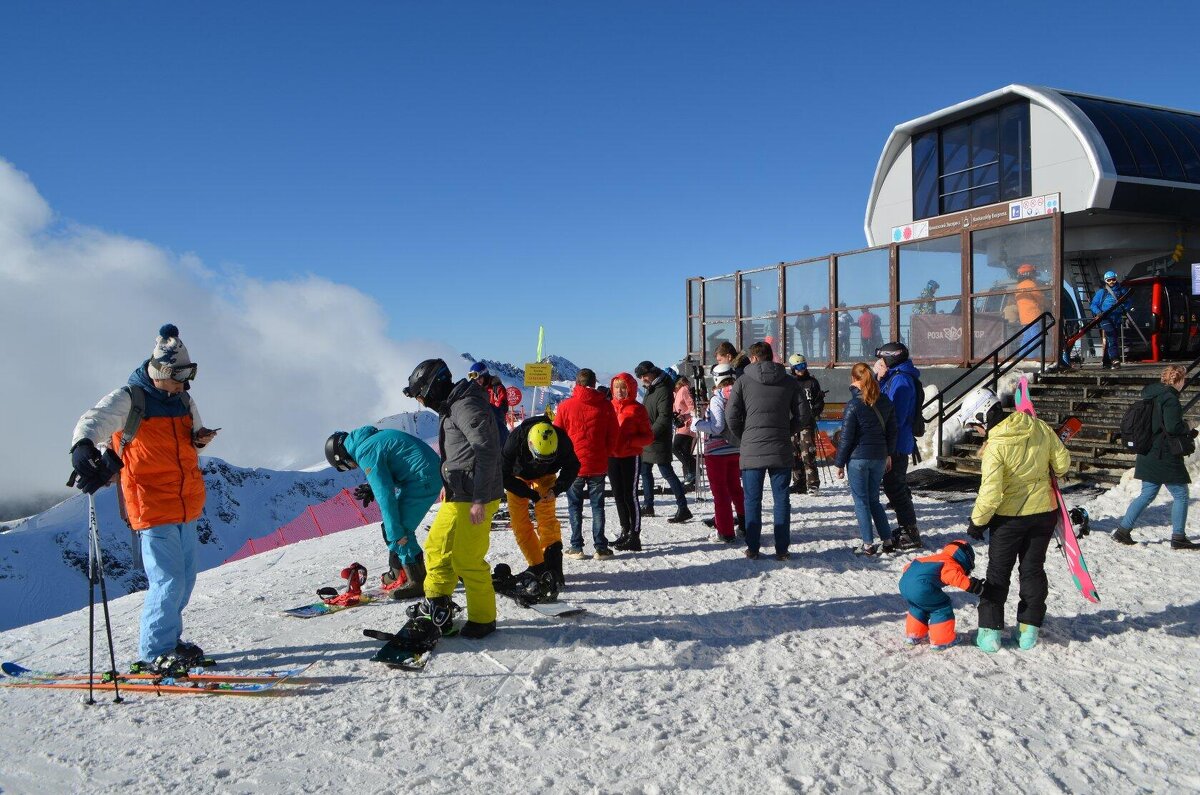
[936,365,1200,488]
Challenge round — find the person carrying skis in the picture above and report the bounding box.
[898,540,986,650]
[1089,270,1132,369]
[693,362,744,543]
[958,388,1071,652]
[1113,365,1199,550]
[609,372,655,551]
[787,354,824,495]
[501,416,580,587]
[402,358,503,639]
[69,324,217,672]
[324,426,442,600]
[873,342,923,550]
[554,368,618,562]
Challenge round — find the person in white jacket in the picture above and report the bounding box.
[692,363,744,543]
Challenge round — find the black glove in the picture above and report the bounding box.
[70,440,122,494]
[354,482,374,508]
[967,577,986,595]
[966,521,986,541]
[527,490,541,504]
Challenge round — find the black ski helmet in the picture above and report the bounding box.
[325,431,356,471]
[405,358,453,409]
[874,341,909,368]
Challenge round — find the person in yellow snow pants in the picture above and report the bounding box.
[423,498,501,624]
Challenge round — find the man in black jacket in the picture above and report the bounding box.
[727,342,809,560]
[787,354,825,495]
[501,417,580,587]
[632,360,691,525]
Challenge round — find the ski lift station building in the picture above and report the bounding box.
[686,84,1200,374]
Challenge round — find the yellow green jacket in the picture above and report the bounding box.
[970,411,1071,526]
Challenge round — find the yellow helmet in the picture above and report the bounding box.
[527,422,558,461]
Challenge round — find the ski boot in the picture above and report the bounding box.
[975,627,1002,654]
[461,620,496,639]
[1016,623,1039,650]
[173,640,214,668]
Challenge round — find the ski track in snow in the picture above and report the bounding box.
[1,481,1198,794]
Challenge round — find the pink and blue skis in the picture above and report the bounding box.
[1013,376,1100,603]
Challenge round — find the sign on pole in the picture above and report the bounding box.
[524,363,553,387]
[506,386,523,406]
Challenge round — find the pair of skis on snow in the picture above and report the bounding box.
[1013,376,1101,604]
[0,661,313,697]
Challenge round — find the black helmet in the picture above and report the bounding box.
[874,341,909,367]
[325,431,356,471]
[404,358,453,409]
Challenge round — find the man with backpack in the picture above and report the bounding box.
[787,354,825,495]
[874,342,924,550]
[69,324,217,672]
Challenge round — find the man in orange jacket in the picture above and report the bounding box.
[70,324,217,671]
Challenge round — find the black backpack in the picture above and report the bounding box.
[910,375,927,438]
[1119,397,1158,455]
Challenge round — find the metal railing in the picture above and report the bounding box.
[923,311,1055,457]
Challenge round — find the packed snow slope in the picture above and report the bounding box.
[1,479,1197,794]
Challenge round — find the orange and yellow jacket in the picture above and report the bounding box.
[72,363,207,530]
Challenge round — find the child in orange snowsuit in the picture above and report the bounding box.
[898,540,986,650]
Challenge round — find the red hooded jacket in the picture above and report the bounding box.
[554,383,619,477]
[610,373,655,458]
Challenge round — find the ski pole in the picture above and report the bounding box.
[88,495,122,704]
[86,496,96,705]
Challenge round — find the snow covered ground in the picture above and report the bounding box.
[1,477,1198,794]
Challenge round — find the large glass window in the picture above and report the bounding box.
[702,276,737,364]
[1062,93,1200,184]
[971,290,1053,359]
[783,257,829,315]
[740,267,779,319]
[899,235,961,303]
[703,321,735,365]
[913,100,1031,219]
[787,309,830,363]
[835,248,890,308]
[901,298,966,361]
[970,219,1054,295]
[836,306,888,361]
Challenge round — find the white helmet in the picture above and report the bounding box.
[711,362,736,381]
[956,388,1001,432]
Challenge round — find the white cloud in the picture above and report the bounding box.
[0,159,459,503]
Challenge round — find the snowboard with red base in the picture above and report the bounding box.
[1013,376,1100,603]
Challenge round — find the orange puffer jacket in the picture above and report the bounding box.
[114,413,206,530]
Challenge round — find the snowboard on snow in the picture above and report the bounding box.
[363,624,459,671]
[492,564,586,617]
[1013,376,1100,603]
[0,661,311,696]
[282,594,374,618]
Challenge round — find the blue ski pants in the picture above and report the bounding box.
[139,521,199,661]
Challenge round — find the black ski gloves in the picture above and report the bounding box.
[354,482,375,508]
[967,577,986,595]
[966,521,986,541]
[70,439,122,494]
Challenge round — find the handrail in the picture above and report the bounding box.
[923,311,1055,458]
[1178,351,1200,413]
[1062,287,1133,353]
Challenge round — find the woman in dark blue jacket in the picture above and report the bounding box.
[835,362,898,555]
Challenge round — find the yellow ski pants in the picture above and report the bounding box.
[424,498,500,623]
[506,474,562,566]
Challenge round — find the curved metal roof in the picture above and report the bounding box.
[864,84,1200,241]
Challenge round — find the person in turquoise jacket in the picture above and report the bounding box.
[325,425,442,599]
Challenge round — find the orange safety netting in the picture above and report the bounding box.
[222,488,383,564]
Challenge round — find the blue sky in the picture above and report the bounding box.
[3,1,1200,375]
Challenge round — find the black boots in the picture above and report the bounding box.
[667,507,693,524]
[461,620,496,639]
[614,532,641,552]
[388,555,427,600]
[543,541,565,587]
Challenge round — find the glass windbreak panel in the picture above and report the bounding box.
[1158,112,1200,181]
[835,306,888,361]
[835,248,890,308]
[970,219,1054,295]
[688,279,702,316]
[786,311,831,363]
[912,131,939,220]
[740,268,779,319]
[900,299,966,361]
[689,316,702,356]
[1125,105,1187,182]
[704,277,736,320]
[999,102,1031,200]
[741,317,780,355]
[783,259,830,315]
[899,235,962,303]
[703,321,736,365]
[970,290,1054,359]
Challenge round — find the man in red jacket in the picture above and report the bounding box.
[554,368,620,560]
